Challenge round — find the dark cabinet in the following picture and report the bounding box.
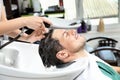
[3,0,20,19]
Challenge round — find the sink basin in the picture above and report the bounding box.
[0,48,19,67]
[1,41,45,72]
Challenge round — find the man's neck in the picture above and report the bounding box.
[64,49,88,63]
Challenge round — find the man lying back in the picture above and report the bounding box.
[39,29,120,80]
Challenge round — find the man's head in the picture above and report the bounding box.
[39,29,86,67]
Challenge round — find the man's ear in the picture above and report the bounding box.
[56,50,69,60]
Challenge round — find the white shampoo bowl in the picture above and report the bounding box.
[0,48,18,67]
[0,41,83,80]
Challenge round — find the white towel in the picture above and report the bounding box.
[75,52,111,80]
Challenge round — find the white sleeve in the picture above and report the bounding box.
[0,0,6,21]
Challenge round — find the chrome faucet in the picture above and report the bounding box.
[0,35,4,46]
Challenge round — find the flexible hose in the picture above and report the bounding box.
[0,28,26,49]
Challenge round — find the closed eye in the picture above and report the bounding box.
[63,31,69,38]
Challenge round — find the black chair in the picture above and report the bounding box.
[90,47,120,66]
[86,37,118,47]
[86,37,120,66]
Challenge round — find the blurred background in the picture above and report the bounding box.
[3,0,119,25]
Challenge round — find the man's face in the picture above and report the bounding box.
[52,29,86,53]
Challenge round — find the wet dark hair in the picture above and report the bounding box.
[38,29,65,67]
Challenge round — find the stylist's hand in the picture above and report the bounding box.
[25,28,47,43]
[23,16,52,31]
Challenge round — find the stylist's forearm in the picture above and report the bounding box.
[0,18,26,34]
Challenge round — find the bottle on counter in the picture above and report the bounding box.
[77,19,87,33]
[86,16,91,31]
[22,0,29,13]
[97,18,104,32]
[59,0,64,9]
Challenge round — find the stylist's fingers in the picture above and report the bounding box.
[41,17,53,25]
[35,28,47,37]
[23,16,50,30]
[39,23,48,33]
[26,30,45,43]
[35,29,43,37]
